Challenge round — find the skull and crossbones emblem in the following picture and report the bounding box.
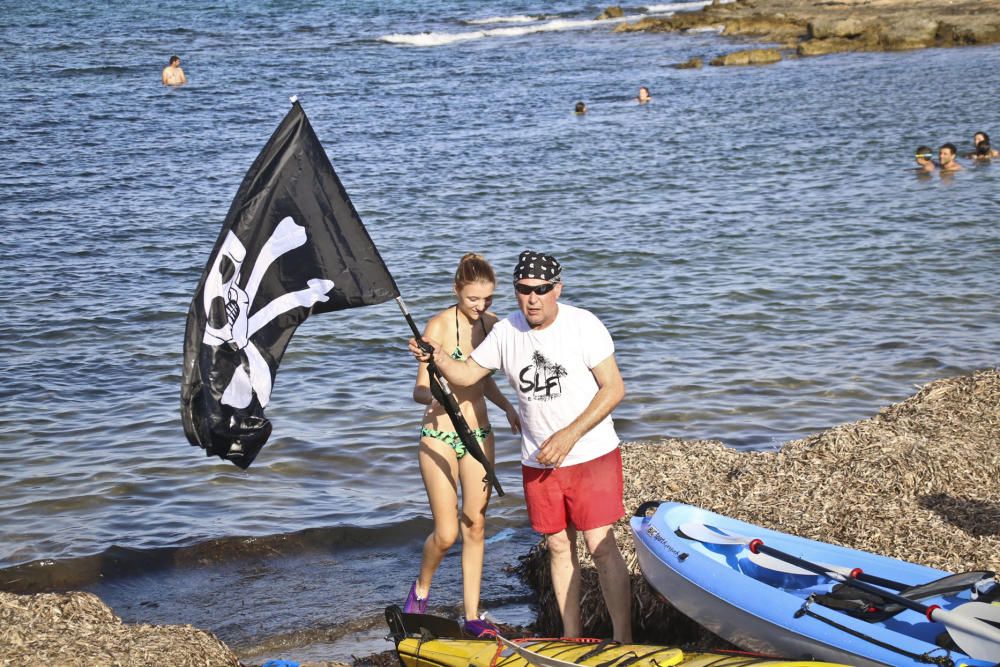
[202,216,334,410]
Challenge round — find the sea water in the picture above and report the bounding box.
[1,0,998,660]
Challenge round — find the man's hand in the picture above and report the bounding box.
[408,337,441,363]
[535,427,578,468]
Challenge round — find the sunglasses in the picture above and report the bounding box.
[915,153,933,159]
[514,282,557,296]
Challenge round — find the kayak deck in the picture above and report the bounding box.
[396,636,849,667]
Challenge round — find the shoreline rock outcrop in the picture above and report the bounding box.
[615,0,1000,64]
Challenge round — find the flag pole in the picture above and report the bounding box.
[395,296,504,496]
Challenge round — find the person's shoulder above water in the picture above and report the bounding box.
[967,131,1000,159]
[162,55,186,86]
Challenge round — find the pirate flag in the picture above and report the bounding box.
[181,100,399,469]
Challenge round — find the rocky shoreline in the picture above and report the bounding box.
[3,368,999,664]
[608,0,1000,65]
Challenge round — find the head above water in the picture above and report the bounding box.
[637,86,651,102]
[915,146,933,161]
[976,140,992,157]
[974,131,990,146]
[169,55,181,66]
[939,143,958,161]
[575,101,587,114]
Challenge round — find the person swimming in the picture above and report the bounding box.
[938,143,963,172]
[973,140,994,161]
[636,86,651,104]
[969,131,999,159]
[914,146,935,172]
[575,101,587,114]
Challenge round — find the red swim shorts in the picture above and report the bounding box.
[522,447,625,534]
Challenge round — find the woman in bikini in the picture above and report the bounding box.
[405,253,520,635]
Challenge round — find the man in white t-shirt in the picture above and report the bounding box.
[410,251,631,642]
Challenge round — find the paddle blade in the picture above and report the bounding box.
[678,522,748,545]
[936,602,1000,662]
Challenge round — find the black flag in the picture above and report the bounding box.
[181,101,399,469]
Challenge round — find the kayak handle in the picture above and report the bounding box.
[634,500,662,518]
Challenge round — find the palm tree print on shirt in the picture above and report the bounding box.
[518,350,565,401]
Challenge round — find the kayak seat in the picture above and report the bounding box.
[813,570,996,623]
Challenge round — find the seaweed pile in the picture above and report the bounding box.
[519,369,1000,643]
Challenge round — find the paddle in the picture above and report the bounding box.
[677,522,1000,662]
[680,522,906,590]
[397,298,504,496]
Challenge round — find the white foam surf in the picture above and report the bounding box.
[381,14,650,47]
[643,0,734,11]
[462,15,543,26]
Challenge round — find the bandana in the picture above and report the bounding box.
[513,251,561,282]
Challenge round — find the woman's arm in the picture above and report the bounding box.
[483,375,521,433]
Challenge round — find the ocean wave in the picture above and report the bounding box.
[461,14,543,26]
[0,520,435,593]
[380,15,637,47]
[643,0,734,11]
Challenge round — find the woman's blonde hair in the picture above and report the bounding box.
[454,253,496,290]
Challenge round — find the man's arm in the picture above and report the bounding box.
[535,354,625,468]
[408,337,492,387]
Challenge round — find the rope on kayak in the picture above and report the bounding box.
[795,595,956,666]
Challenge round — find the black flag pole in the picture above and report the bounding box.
[395,296,504,497]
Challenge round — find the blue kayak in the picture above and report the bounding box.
[630,501,1000,667]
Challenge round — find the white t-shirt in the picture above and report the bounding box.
[471,303,620,468]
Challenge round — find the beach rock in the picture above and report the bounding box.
[596,6,624,20]
[808,16,867,39]
[0,590,241,666]
[618,0,1000,56]
[672,56,704,69]
[709,48,782,66]
[797,36,867,56]
[518,368,1000,640]
[876,17,939,50]
[937,18,1000,46]
[613,17,673,33]
[721,14,807,40]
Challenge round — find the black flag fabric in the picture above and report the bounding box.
[181,101,399,469]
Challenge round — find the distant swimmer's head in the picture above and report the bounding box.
[976,140,992,157]
[637,86,651,103]
[914,146,933,162]
[169,55,181,66]
[575,101,587,114]
[974,131,990,146]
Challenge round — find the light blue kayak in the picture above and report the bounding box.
[630,501,1000,667]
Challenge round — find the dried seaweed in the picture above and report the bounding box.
[519,369,1000,642]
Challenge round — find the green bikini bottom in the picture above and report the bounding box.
[420,425,492,460]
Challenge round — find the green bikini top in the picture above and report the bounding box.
[452,305,484,363]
